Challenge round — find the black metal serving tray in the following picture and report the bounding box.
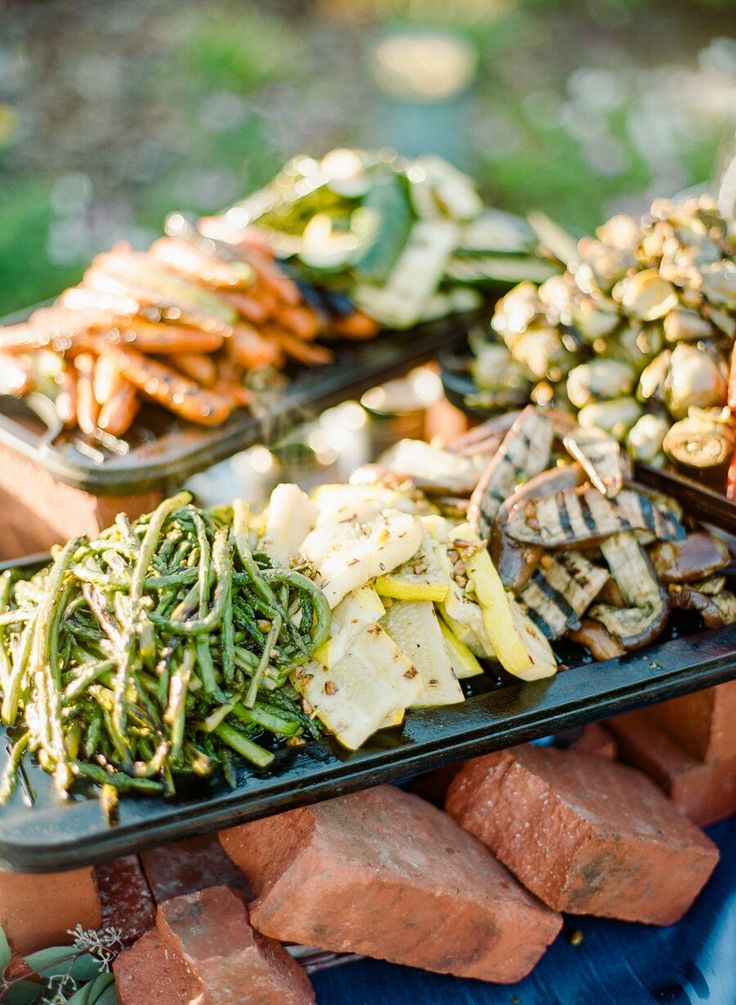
[1,600,736,872]
[0,313,475,497]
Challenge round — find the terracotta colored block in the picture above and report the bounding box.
[115,886,314,1005]
[220,785,562,983]
[446,745,719,925]
[114,929,199,1005]
[609,709,736,827]
[644,681,736,762]
[0,866,102,954]
[424,393,469,444]
[0,441,162,559]
[140,834,251,904]
[158,886,315,1005]
[568,723,617,760]
[96,855,156,944]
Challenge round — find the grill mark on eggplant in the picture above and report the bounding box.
[638,492,657,535]
[557,493,573,538]
[563,491,587,541]
[534,572,579,625]
[524,602,557,639]
[579,494,597,534]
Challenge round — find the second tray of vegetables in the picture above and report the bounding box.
[2,406,736,870]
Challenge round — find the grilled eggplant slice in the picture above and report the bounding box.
[468,405,554,540]
[506,485,685,549]
[449,409,521,457]
[668,585,736,627]
[519,551,609,640]
[589,532,669,649]
[490,463,587,592]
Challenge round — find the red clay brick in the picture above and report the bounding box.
[114,929,199,1005]
[115,886,314,1005]
[0,867,101,954]
[609,709,736,827]
[446,745,719,925]
[96,855,156,944]
[220,785,562,983]
[644,681,736,762]
[0,441,163,560]
[157,886,314,1005]
[140,834,251,904]
[569,723,617,760]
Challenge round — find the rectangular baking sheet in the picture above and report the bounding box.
[0,609,734,872]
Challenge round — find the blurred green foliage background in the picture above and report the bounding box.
[0,0,734,316]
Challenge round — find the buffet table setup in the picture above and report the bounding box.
[0,146,735,1005]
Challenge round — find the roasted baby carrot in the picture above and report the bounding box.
[93,353,125,405]
[219,288,274,323]
[330,311,381,339]
[74,353,100,434]
[105,347,234,426]
[98,381,140,437]
[83,322,224,356]
[149,237,255,291]
[274,303,321,341]
[55,367,77,427]
[238,248,301,305]
[228,324,283,370]
[171,353,218,387]
[270,329,335,365]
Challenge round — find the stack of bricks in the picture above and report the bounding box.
[0,684,733,1000]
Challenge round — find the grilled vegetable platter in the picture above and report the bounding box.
[460,194,736,499]
[0,148,552,451]
[216,147,555,329]
[1,405,734,824]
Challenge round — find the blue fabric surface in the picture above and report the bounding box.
[311,817,735,1005]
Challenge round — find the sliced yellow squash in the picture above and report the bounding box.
[380,600,464,707]
[438,618,484,679]
[293,624,423,749]
[466,547,557,680]
[300,510,423,609]
[375,522,450,603]
[313,586,385,668]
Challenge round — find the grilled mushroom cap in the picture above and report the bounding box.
[567,619,626,660]
[668,585,736,628]
[649,532,729,584]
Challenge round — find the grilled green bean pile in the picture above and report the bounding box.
[0,492,330,817]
